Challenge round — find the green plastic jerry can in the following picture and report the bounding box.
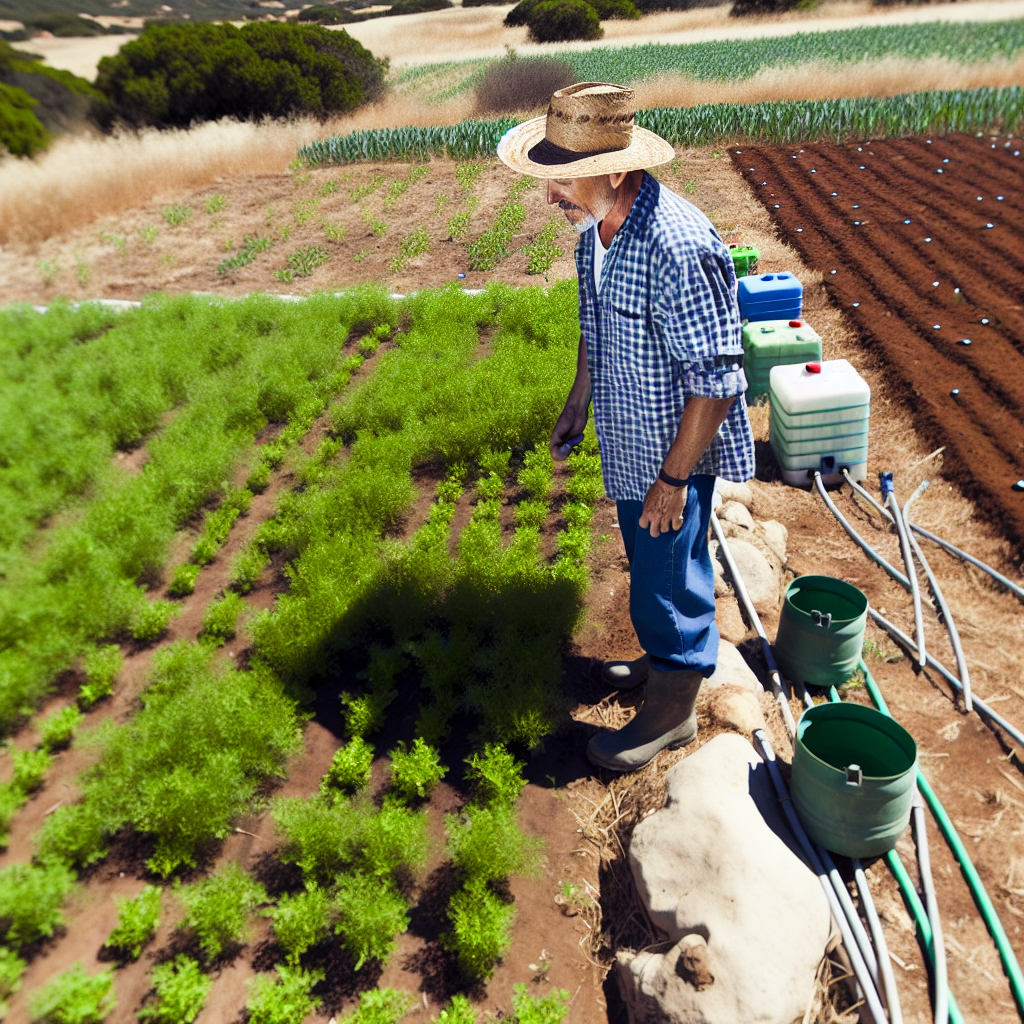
[729,245,760,277]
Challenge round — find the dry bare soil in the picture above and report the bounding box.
[2,147,1024,1024]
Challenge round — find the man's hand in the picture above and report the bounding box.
[550,401,589,462]
[639,479,688,538]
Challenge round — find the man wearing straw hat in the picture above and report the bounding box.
[498,83,754,772]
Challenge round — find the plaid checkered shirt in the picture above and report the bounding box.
[576,171,755,501]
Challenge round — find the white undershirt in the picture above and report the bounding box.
[592,225,609,294]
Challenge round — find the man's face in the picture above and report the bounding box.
[547,175,617,234]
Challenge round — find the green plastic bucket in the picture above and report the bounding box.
[774,575,867,687]
[792,701,917,857]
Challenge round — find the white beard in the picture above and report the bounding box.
[572,212,599,236]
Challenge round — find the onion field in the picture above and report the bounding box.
[300,85,1024,166]
[0,285,599,1022]
[395,18,1024,102]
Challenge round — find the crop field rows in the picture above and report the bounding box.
[732,133,1024,548]
[0,285,614,1022]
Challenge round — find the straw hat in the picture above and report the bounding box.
[497,82,675,179]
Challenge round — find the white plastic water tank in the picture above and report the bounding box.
[769,359,870,486]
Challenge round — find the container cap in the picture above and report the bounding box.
[769,359,871,414]
[789,320,802,328]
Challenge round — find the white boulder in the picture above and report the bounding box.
[704,641,762,694]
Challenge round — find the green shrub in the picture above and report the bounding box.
[177,862,267,960]
[265,887,332,964]
[162,205,191,228]
[510,984,571,1024]
[341,988,415,1023]
[230,547,270,593]
[12,747,52,792]
[474,55,576,115]
[33,801,109,870]
[0,946,25,1018]
[389,738,446,801]
[105,885,161,960]
[586,0,641,16]
[504,0,542,25]
[39,705,84,752]
[138,956,211,1024]
[443,877,514,980]
[28,964,115,1024]
[0,783,23,844]
[131,602,179,645]
[21,14,111,37]
[95,23,386,129]
[446,804,543,884]
[168,563,201,597]
[79,644,122,708]
[320,737,374,797]
[432,995,476,1024]
[0,81,49,157]
[246,966,323,1024]
[333,873,409,969]
[517,446,554,501]
[524,0,602,42]
[464,743,527,809]
[199,592,247,645]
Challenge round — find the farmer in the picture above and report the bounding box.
[497,83,754,772]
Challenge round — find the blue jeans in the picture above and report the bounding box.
[617,474,719,675]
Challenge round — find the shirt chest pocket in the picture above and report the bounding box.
[599,302,647,384]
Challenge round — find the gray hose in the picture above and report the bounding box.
[881,474,927,669]
[855,858,904,1024]
[753,729,890,1024]
[842,469,1024,605]
[913,794,949,1024]
[710,510,797,739]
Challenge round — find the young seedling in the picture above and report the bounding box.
[79,644,123,708]
[37,259,60,286]
[75,254,91,287]
[40,705,85,753]
[162,205,192,228]
[204,194,227,215]
[28,963,115,1024]
[138,956,210,1024]
[105,885,161,960]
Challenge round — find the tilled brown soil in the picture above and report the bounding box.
[731,134,1024,552]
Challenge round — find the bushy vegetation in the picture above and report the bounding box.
[177,862,268,959]
[138,956,210,1024]
[79,645,122,707]
[474,54,576,114]
[0,862,75,950]
[264,887,332,964]
[28,964,115,1024]
[341,988,414,1023]
[246,966,323,1024]
[0,747,52,845]
[95,22,387,129]
[105,885,162,960]
[0,290,392,736]
[39,705,83,753]
[509,985,571,1023]
[302,84,1024,165]
[0,946,25,1019]
[320,737,374,797]
[389,738,446,801]
[526,0,603,43]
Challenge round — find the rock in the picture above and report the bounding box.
[705,684,767,735]
[715,600,747,645]
[719,500,754,532]
[620,734,832,1024]
[759,520,788,564]
[715,479,753,508]
[718,538,779,613]
[704,641,762,693]
[709,541,730,598]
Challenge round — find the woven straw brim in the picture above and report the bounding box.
[497,115,675,179]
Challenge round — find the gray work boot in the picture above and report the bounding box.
[587,667,703,772]
[602,654,648,689]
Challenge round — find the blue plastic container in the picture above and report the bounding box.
[738,273,803,323]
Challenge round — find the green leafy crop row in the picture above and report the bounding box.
[300,85,1024,165]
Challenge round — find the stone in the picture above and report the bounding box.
[715,600,747,645]
[759,520,789,564]
[715,479,753,508]
[704,641,762,693]
[709,541,730,598]
[718,538,779,613]
[719,500,755,532]
[705,684,767,735]
[619,734,832,1024]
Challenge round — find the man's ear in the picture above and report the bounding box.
[609,171,628,190]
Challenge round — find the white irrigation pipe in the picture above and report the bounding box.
[855,858,905,1024]
[753,729,890,1024]
[842,473,972,714]
[913,792,949,1024]
[842,469,1024,606]
[880,473,927,669]
[710,510,797,739]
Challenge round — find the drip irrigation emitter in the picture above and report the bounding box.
[879,473,926,669]
[842,473,973,713]
[813,472,1024,751]
[713,515,891,1021]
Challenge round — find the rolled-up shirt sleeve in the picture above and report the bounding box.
[653,244,748,400]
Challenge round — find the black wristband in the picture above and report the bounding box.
[658,468,688,488]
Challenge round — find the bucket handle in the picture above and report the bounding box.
[810,609,833,630]
[845,764,863,788]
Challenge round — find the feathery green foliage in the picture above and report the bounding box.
[105,885,162,960]
[464,743,527,809]
[28,963,115,1024]
[389,738,446,801]
[199,591,247,645]
[443,876,514,980]
[0,861,75,950]
[12,747,52,793]
[432,995,476,1024]
[509,985,571,1024]
[246,966,323,1024]
[333,872,410,969]
[131,601,179,645]
[177,862,267,960]
[320,737,374,796]
[467,200,525,272]
[264,887,332,964]
[341,988,415,1024]
[138,956,211,1024]
[39,705,84,753]
[523,220,563,276]
[79,644,122,708]
[0,946,25,1019]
